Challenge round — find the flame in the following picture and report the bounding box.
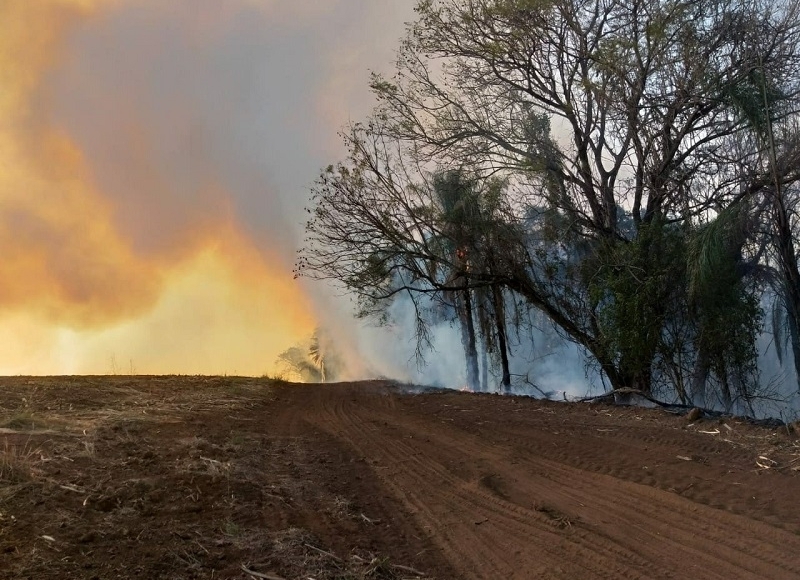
[0,0,318,374]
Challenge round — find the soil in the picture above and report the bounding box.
[1,377,799,579]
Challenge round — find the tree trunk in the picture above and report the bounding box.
[787,300,800,395]
[622,368,653,395]
[492,285,512,390]
[480,342,489,393]
[604,351,654,396]
[761,57,800,394]
[775,210,800,393]
[460,287,480,391]
[690,347,710,407]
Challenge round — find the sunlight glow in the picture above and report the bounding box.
[0,0,318,375]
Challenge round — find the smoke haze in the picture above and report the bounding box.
[6,0,793,420]
[0,0,412,375]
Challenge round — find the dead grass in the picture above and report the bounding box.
[684,416,800,471]
[534,503,575,529]
[0,377,447,579]
[330,494,354,519]
[79,437,96,458]
[0,438,43,482]
[240,527,432,580]
[1,411,41,431]
[0,408,74,436]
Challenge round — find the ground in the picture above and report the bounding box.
[1,377,800,579]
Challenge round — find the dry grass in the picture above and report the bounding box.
[1,411,40,431]
[240,527,432,580]
[0,438,43,483]
[534,503,575,529]
[0,377,442,579]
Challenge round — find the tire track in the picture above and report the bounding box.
[277,384,800,579]
[349,404,799,579]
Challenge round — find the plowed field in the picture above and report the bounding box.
[1,377,799,579]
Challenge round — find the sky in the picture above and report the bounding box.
[0,0,414,375]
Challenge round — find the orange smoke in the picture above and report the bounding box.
[0,0,317,374]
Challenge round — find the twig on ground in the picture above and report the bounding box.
[577,389,723,415]
[240,564,286,580]
[360,512,380,524]
[391,563,428,577]
[58,484,84,493]
[303,543,343,563]
[756,456,777,469]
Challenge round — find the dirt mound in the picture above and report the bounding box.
[1,377,799,579]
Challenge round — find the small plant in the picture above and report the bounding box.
[0,439,42,482]
[362,555,394,577]
[1,411,40,431]
[221,519,241,538]
[228,432,247,447]
[330,495,353,519]
[81,438,96,457]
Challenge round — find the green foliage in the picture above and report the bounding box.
[687,205,746,301]
[585,212,762,395]
[433,170,483,241]
[720,68,785,136]
[588,221,688,390]
[431,169,512,276]
[300,0,800,404]
[687,208,762,393]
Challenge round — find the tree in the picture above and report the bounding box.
[300,0,800,399]
[686,203,765,409]
[297,143,515,387]
[276,328,342,383]
[430,169,515,390]
[432,170,482,389]
[739,51,800,393]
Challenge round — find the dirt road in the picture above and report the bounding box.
[2,377,800,579]
[273,382,800,580]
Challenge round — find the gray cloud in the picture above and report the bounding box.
[45,0,412,263]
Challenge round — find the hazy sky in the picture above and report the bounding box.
[0,0,413,375]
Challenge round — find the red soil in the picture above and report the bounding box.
[1,377,799,579]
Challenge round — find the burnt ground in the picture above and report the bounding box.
[1,377,800,579]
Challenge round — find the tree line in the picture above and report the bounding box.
[297,0,800,411]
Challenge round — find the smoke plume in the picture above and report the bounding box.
[0,0,409,375]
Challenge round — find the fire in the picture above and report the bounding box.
[0,0,318,374]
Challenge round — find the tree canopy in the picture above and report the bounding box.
[298,0,800,410]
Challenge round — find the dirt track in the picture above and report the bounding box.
[274,382,800,580]
[2,377,800,579]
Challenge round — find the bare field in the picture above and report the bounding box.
[1,377,799,579]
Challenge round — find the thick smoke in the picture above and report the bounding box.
[0,0,410,374]
[12,1,797,420]
[347,293,600,399]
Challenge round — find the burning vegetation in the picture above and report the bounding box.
[275,328,344,383]
[298,0,800,417]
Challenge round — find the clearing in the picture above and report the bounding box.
[1,376,799,579]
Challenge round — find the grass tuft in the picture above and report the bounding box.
[1,411,41,431]
[0,439,43,482]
